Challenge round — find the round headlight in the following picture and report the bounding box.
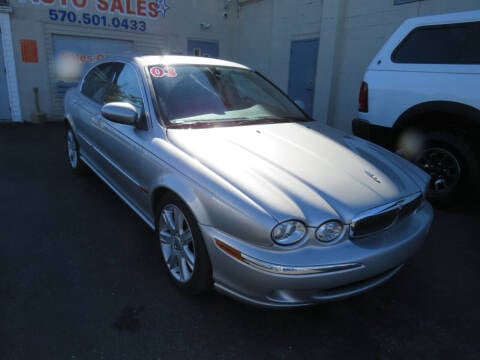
[271,220,306,246]
[316,221,344,243]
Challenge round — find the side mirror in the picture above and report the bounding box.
[101,102,138,125]
[295,100,306,110]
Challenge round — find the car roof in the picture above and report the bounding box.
[133,55,251,70]
[401,9,480,28]
[367,9,480,69]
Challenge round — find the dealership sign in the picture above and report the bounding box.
[31,0,170,19]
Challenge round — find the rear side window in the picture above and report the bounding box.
[392,21,480,64]
[81,63,120,104]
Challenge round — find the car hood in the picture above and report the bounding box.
[167,121,428,225]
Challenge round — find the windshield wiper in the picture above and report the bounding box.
[167,116,309,129]
[168,120,219,129]
[249,116,310,123]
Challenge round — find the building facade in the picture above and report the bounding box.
[1,0,479,130]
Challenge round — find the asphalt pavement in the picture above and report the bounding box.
[1,123,479,359]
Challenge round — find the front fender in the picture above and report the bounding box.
[147,139,277,248]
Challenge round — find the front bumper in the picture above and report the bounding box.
[200,201,433,308]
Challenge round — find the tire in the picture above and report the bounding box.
[155,193,212,293]
[414,132,479,207]
[65,126,87,175]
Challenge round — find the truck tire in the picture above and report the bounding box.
[414,132,479,207]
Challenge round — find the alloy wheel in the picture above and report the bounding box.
[159,204,196,283]
[67,130,78,168]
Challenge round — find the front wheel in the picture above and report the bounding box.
[155,193,212,293]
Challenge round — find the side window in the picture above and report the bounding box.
[392,21,480,64]
[81,63,119,104]
[104,64,144,115]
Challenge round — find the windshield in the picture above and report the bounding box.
[148,64,308,127]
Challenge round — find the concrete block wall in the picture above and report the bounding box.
[232,0,273,76]
[270,0,323,91]
[232,0,324,91]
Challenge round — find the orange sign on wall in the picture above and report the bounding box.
[20,39,39,63]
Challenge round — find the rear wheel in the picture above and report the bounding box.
[155,193,212,293]
[414,132,478,207]
[66,126,87,175]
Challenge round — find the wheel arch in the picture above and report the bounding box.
[153,183,213,293]
[392,101,480,138]
[150,175,211,226]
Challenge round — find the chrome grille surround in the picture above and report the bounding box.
[350,192,423,238]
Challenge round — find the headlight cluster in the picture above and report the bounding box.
[315,220,344,243]
[271,220,344,246]
[271,220,306,246]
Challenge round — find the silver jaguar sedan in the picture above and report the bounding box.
[64,55,433,307]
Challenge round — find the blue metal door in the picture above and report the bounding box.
[187,40,219,58]
[0,30,11,120]
[287,39,319,116]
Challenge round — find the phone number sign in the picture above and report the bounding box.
[48,9,148,31]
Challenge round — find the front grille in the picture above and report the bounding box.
[351,208,399,237]
[399,194,423,219]
[350,193,423,238]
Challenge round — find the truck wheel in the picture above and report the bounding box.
[415,132,478,207]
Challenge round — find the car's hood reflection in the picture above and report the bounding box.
[167,121,423,225]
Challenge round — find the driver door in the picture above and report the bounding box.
[96,63,152,216]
